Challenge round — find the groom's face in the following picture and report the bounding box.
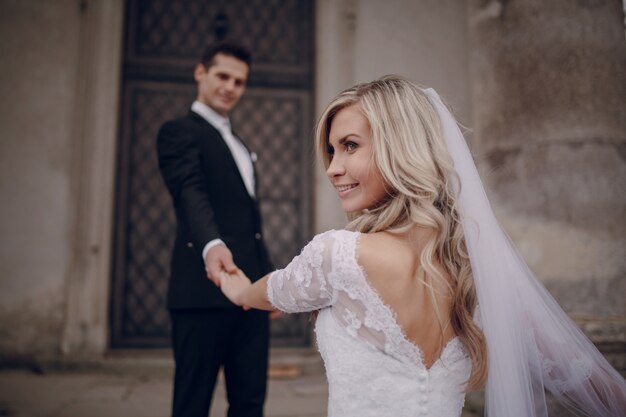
[195,53,249,116]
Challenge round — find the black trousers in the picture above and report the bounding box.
[170,308,269,417]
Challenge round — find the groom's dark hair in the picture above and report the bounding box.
[200,41,252,70]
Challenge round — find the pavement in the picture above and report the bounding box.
[0,349,329,417]
[0,369,329,417]
[2,341,620,417]
[0,344,598,417]
[0,349,489,417]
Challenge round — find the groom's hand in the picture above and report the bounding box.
[204,245,238,287]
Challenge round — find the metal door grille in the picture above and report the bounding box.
[112,0,314,348]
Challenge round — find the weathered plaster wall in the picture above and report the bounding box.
[0,0,622,361]
[315,0,471,232]
[315,0,625,351]
[467,0,626,319]
[0,0,82,360]
[0,0,122,360]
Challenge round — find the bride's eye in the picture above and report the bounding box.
[345,141,357,152]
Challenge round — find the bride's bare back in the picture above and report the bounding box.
[357,230,456,368]
[266,229,471,417]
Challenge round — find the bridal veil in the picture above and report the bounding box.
[424,88,626,416]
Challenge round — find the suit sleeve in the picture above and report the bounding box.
[156,120,220,253]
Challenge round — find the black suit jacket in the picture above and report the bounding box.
[157,111,273,309]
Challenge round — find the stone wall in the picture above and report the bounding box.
[0,0,122,361]
[0,0,622,363]
[467,0,626,354]
[0,0,83,361]
[315,0,471,232]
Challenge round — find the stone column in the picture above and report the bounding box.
[60,0,124,356]
[314,0,358,233]
[467,0,626,350]
[314,0,472,233]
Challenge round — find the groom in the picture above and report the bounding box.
[157,41,273,417]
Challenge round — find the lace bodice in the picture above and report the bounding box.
[267,230,471,417]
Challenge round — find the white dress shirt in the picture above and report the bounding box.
[191,101,256,197]
[190,101,256,261]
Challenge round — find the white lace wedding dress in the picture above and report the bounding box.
[267,230,471,417]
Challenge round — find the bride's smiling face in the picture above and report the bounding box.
[326,104,389,213]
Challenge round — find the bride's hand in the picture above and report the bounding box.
[219,269,252,307]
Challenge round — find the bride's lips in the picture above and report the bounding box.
[335,183,358,198]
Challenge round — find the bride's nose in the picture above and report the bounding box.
[326,156,345,178]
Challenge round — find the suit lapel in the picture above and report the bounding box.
[189,111,257,202]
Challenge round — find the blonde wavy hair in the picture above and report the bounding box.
[315,75,487,390]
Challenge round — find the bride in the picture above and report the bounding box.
[217,75,626,416]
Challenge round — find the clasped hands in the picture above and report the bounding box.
[204,244,281,318]
[204,244,250,307]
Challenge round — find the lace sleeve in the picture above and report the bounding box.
[267,231,338,313]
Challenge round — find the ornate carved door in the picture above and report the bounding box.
[111,0,315,348]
